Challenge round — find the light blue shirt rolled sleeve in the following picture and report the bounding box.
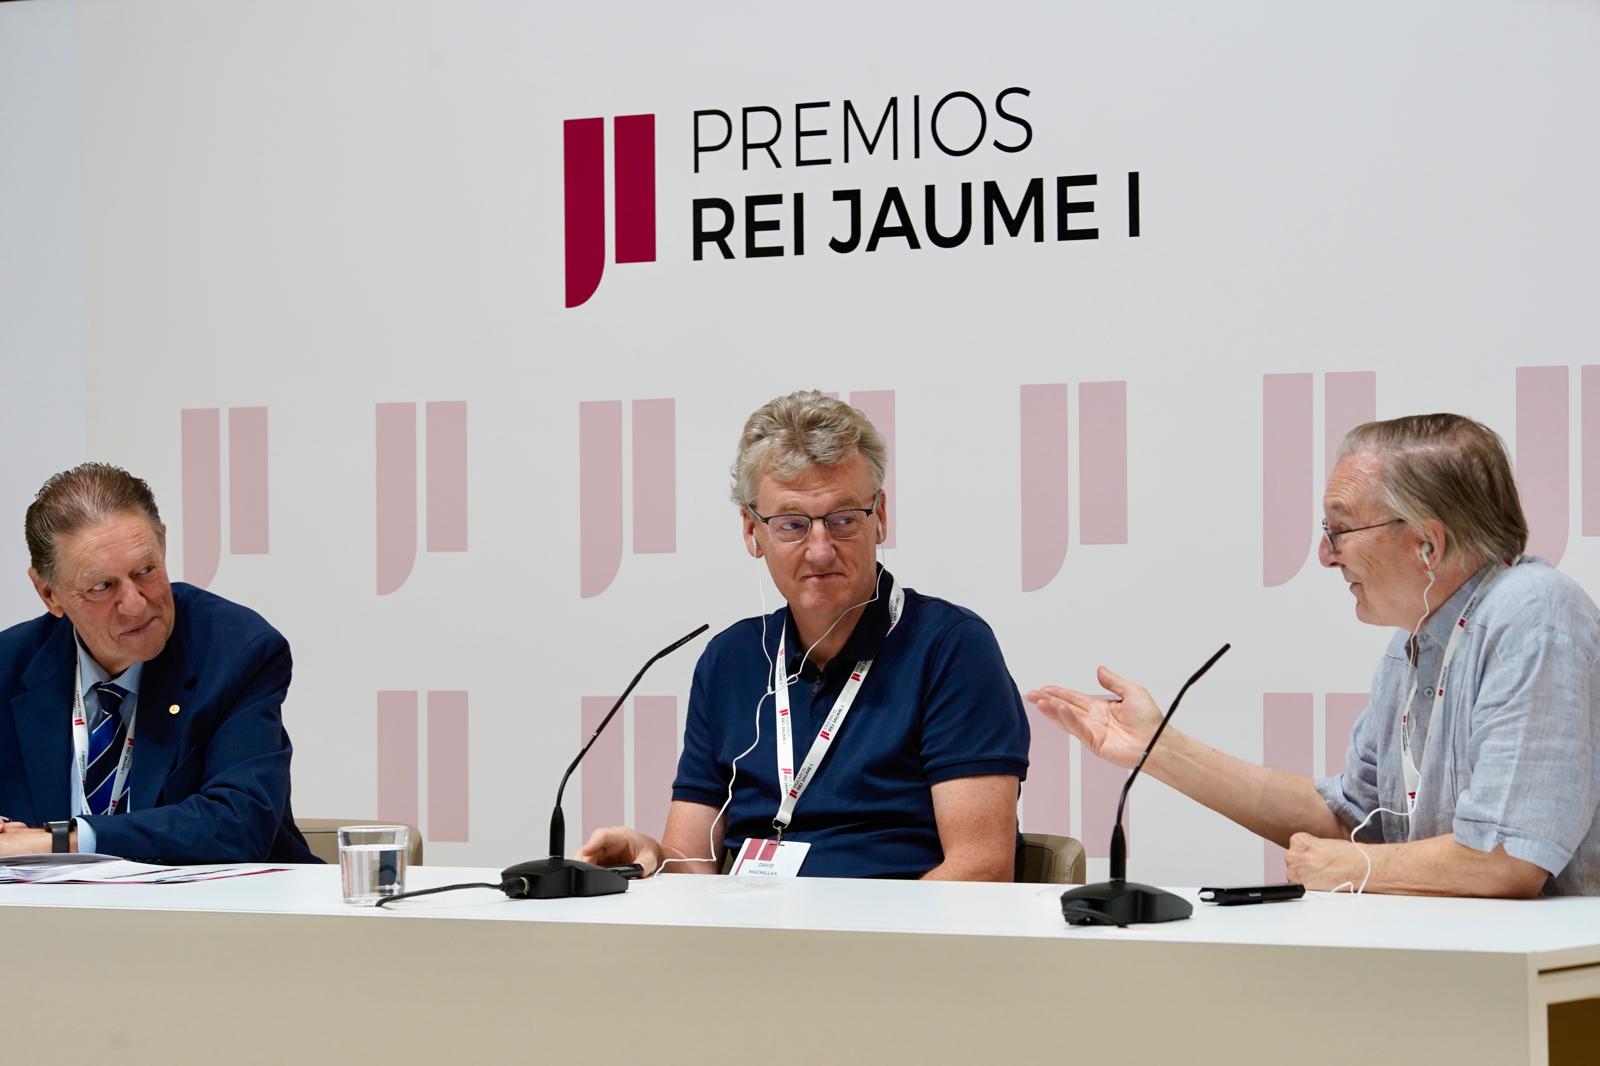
[1316,695,1384,841]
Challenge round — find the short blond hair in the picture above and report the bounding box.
[730,390,887,505]
[1337,414,1527,567]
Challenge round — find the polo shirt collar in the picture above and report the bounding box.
[783,564,896,676]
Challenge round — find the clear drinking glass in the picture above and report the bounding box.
[338,824,409,905]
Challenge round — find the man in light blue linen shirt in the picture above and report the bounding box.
[1032,414,1600,897]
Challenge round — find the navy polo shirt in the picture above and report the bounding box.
[672,569,1030,879]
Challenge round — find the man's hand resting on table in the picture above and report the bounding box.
[578,827,665,876]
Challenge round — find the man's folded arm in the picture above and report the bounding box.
[1287,832,1549,898]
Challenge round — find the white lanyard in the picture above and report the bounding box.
[772,579,905,840]
[1399,562,1508,814]
[72,663,137,816]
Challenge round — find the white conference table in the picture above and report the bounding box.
[3,865,1598,1065]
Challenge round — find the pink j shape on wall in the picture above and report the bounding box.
[1017,381,1128,856]
[579,695,679,842]
[578,399,677,598]
[377,690,470,844]
[180,407,269,589]
[1506,363,1600,566]
[376,401,468,595]
[1018,382,1129,594]
[565,114,656,308]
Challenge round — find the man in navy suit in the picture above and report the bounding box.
[0,463,314,863]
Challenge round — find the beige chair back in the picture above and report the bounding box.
[1017,832,1086,884]
[298,819,424,866]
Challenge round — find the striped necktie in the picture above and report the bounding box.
[84,682,130,816]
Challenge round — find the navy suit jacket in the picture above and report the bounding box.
[0,582,316,864]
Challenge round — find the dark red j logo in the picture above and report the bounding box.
[564,114,656,308]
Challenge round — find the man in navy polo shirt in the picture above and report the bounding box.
[578,390,1029,879]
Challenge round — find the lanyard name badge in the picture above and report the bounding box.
[732,579,905,878]
[72,662,136,817]
[1399,562,1507,815]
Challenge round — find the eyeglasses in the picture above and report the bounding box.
[747,504,878,544]
[1321,518,1403,553]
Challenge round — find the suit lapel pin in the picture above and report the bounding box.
[168,704,180,716]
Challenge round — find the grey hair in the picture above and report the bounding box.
[25,463,164,580]
[1335,414,1528,569]
[730,390,887,505]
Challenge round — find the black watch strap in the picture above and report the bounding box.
[45,819,72,854]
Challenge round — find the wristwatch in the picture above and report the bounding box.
[45,819,73,854]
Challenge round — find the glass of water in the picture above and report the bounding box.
[338,824,409,905]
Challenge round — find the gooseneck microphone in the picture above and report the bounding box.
[1061,643,1231,927]
[374,623,709,909]
[501,623,710,900]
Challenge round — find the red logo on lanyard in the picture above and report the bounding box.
[819,729,831,740]
[851,672,862,681]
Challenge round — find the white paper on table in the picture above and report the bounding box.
[0,853,124,882]
[0,856,287,884]
[121,864,288,884]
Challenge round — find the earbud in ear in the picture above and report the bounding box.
[1420,543,1433,564]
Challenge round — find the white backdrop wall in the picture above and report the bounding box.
[1,0,86,626]
[2,0,1597,884]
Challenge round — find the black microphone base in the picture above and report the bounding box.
[500,858,629,900]
[1060,879,1193,927]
